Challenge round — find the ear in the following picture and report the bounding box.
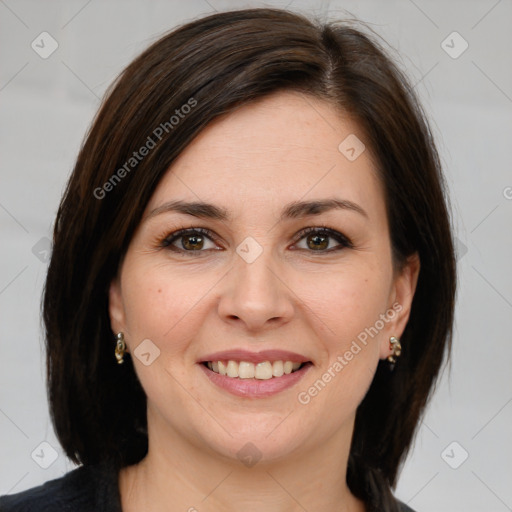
[109,276,127,343]
[379,252,420,359]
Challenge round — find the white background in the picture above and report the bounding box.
[0,1,511,511]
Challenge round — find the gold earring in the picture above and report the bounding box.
[387,336,401,365]
[115,332,126,364]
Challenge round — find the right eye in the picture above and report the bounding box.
[160,227,221,255]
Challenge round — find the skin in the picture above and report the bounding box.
[109,90,420,512]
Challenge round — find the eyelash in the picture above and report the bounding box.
[159,225,354,256]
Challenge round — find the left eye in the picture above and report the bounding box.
[292,227,353,252]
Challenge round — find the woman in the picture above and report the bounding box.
[0,7,456,512]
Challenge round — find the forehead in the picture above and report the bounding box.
[146,91,384,220]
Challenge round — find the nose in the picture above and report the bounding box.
[217,247,295,333]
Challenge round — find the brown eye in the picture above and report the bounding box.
[161,228,218,253]
[181,233,205,250]
[294,227,353,253]
[307,233,329,250]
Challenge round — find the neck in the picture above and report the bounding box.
[119,408,366,512]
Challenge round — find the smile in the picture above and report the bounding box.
[204,360,305,379]
[199,360,313,398]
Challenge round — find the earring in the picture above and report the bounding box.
[387,336,402,368]
[115,332,126,364]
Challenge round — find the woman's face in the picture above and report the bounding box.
[109,90,419,464]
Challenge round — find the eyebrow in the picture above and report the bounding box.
[146,198,368,222]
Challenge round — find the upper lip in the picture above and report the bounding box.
[198,349,311,364]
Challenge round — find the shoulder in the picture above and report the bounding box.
[397,500,417,512]
[0,462,121,512]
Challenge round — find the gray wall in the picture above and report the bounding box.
[1,1,511,510]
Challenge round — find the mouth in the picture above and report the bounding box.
[201,359,310,379]
[197,352,313,398]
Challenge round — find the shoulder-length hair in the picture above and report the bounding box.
[43,8,456,511]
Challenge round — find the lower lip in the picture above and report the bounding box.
[198,362,312,398]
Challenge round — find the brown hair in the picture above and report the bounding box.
[43,8,456,511]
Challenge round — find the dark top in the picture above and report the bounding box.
[0,461,416,511]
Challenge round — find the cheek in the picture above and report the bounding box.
[302,264,390,343]
[119,261,211,406]
[120,260,209,356]
[299,265,389,392]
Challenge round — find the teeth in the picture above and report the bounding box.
[226,360,238,378]
[255,361,273,380]
[206,360,305,379]
[239,361,255,379]
[272,360,284,377]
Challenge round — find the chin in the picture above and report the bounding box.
[197,420,308,467]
